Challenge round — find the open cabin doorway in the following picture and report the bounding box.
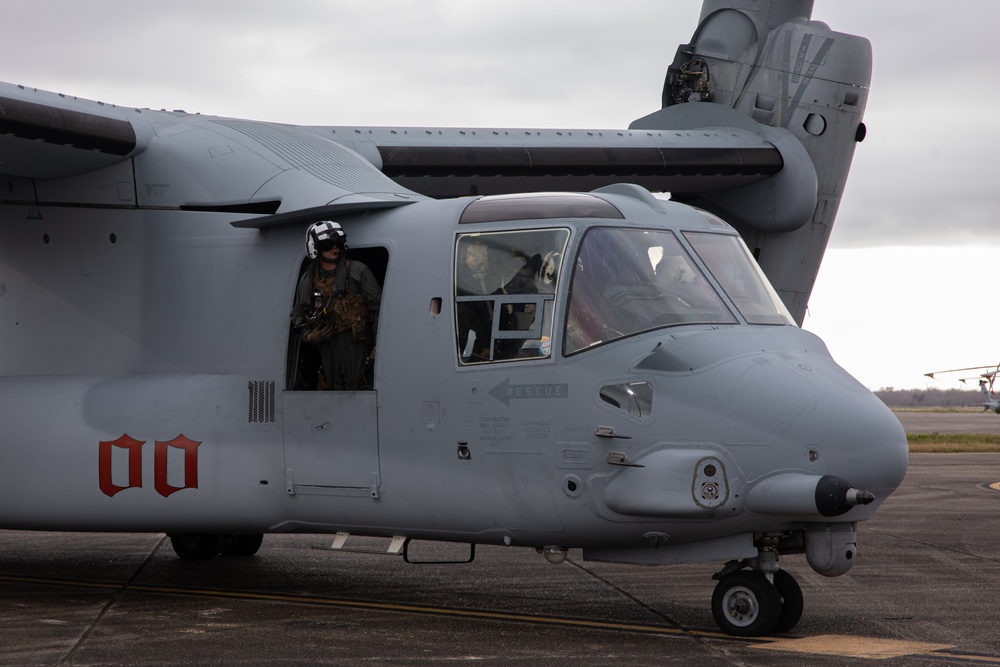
[281,245,389,495]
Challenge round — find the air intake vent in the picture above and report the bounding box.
[248,380,276,423]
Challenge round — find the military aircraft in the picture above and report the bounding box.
[0,0,908,637]
[925,365,1000,412]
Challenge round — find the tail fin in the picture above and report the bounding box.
[633,0,870,323]
[980,379,993,410]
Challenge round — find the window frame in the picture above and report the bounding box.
[454,227,570,366]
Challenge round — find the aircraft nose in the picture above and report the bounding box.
[761,383,909,510]
[636,328,908,512]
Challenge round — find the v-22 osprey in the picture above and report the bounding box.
[0,0,908,637]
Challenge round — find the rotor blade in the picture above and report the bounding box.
[925,364,1000,378]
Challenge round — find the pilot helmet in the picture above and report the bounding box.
[464,237,488,274]
[306,221,347,259]
[541,250,561,285]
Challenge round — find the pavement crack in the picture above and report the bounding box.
[566,558,711,650]
[58,535,168,665]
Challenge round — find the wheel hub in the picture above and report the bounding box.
[723,586,759,626]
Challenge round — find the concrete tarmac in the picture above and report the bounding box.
[4,445,1000,664]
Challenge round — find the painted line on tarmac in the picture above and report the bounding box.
[2,573,997,663]
[0,572,701,638]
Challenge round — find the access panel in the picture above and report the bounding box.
[282,391,379,495]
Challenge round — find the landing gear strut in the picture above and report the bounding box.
[710,534,804,637]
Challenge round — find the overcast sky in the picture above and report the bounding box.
[4,1,997,390]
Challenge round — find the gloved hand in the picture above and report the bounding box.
[306,322,334,343]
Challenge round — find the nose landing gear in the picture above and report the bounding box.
[712,570,781,636]
[711,567,804,636]
[710,534,805,636]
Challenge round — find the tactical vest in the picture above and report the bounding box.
[312,260,372,342]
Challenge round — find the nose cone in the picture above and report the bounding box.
[738,364,908,517]
[774,388,908,508]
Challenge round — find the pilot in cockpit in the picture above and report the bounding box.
[456,237,498,361]
[456,235,547,362]
[654,248,718,311]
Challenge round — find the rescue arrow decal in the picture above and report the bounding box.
[488,379,569,406]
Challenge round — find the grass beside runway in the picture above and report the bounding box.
[888,407,1000,451]
[907,433,1000,453]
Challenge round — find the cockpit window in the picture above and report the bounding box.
[564,228,736,355]
[455,228,570,364]
[684,232,795,326]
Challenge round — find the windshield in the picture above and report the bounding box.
[564,228,737,354]
[684,232,795,325]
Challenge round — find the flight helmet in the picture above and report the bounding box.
[306,221,347,259]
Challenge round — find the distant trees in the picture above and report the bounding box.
[874,387,984,407]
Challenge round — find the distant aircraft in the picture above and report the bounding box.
[925,365,1000,412]
[0,0,908,637]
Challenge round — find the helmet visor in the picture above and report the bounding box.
[316,237,343,253]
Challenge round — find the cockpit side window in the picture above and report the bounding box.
[455,229,569,365]
[564,228,736,355]
[684,232,795,326]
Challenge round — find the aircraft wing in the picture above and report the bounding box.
[316,121,783,198]
[0,81,810,233]
[0,85,145,179]
[0,82,786,195]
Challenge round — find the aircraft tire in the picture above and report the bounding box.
[771,569,804,633]
[711,571,781,637]
[169,533,223,560]
[220,533,264,557]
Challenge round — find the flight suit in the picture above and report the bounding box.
[292,258,381,390]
